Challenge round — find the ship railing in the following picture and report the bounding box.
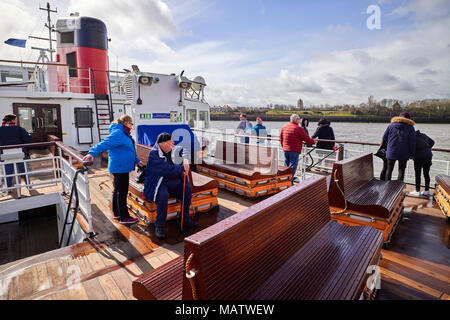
[193,128,450,187]
[0,59,126,96]
[0,141,93,234]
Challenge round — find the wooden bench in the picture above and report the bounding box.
[132,175,384,300]
[126,144,219,224]
[328,153,406,244]
[435,174,450,219]
[198,140,292,198]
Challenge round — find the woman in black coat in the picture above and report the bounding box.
[312,118,335,170]
[312,118,335,150]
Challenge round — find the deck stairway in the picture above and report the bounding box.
[93,94,113,141]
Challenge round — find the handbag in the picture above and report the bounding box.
[374,141,387,160]
[136,165,146,183]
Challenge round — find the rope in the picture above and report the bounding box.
[185,253,198,300]
[330,169,348,215]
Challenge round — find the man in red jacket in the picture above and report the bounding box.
[280,114,317,184]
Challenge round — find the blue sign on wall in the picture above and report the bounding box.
[152,113,171,119]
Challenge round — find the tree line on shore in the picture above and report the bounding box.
[211,97,450,122]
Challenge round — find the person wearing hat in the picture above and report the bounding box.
[252,117,267,144]
[144,132,196,239]
[83,115,143,226]
[0,114,32,191]
[381,112,416,182]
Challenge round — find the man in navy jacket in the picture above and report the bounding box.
[144,133,196,239]
[0,114,32,189]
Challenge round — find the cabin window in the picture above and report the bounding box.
[199,111,210,129]
[60,31,74,44]
[17,107,36,133]
[0,70,23,83]
[66,52,77,77]
[74,108,93,127]
[186,109,197,128]
[42,107,58,129]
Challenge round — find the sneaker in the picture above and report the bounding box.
[120,217,138,225]
[420,190,431,197]
[409,190,421,196]
[155,227,166,239]
[113,214,120,219]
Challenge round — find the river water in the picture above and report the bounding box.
[209,121,450,185]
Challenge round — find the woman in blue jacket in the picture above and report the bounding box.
[381,112,416,182]
[83,115,143,225]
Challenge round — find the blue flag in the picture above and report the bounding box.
[4,38,26,48]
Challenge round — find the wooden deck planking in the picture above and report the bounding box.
[379,266,444,299]
[2,167,449,300]
[109,268,135,300]
[81,278,108,300]
[380,259,449,295]
[17,267,34,298]
[66,283,89,300]
[97,273,126,300]
[381,249,450,282]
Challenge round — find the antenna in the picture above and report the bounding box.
[39,2,57,61]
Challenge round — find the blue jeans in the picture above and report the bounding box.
[156,177,193,228]
[284,151,299,184]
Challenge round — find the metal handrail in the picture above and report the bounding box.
[193,128,450,153]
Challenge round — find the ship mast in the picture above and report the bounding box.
[39,2,57,61]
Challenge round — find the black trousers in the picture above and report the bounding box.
[385,159,407,182]
[414,159,431,191]
[380,159,387,180]
[112,172,130,220]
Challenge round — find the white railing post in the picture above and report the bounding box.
[84,170,93,233]
[88,68,92,94]
[66,67,71,92]
[13,162,21,198]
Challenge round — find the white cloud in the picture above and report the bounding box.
[1,0,449,107]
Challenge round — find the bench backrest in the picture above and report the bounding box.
[182,175,330,299]
[328,153,374,207]
[136,144,152,165]
[214,140,278,174]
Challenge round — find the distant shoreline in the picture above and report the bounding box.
[211,114,450,123]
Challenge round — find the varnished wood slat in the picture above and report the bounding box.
[121,256,153,281]
[97,273,125,300]
[73,256,94,277]
[380,259,449,295]
[379,266,444,299]
[17,268,34,298]
[110,268,135,300]
[381,250,450,283]
[86,252,107,272]
[81,278,108,300]
[31,263,51,293]
[66,283,89,300]
[380,273,437,300]
[6,275,19,300]
[51,289,70,300]
[46,259,66,288]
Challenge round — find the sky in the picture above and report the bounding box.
[0,0,449,107]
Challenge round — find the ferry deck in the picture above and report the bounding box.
[0,160,448,300]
